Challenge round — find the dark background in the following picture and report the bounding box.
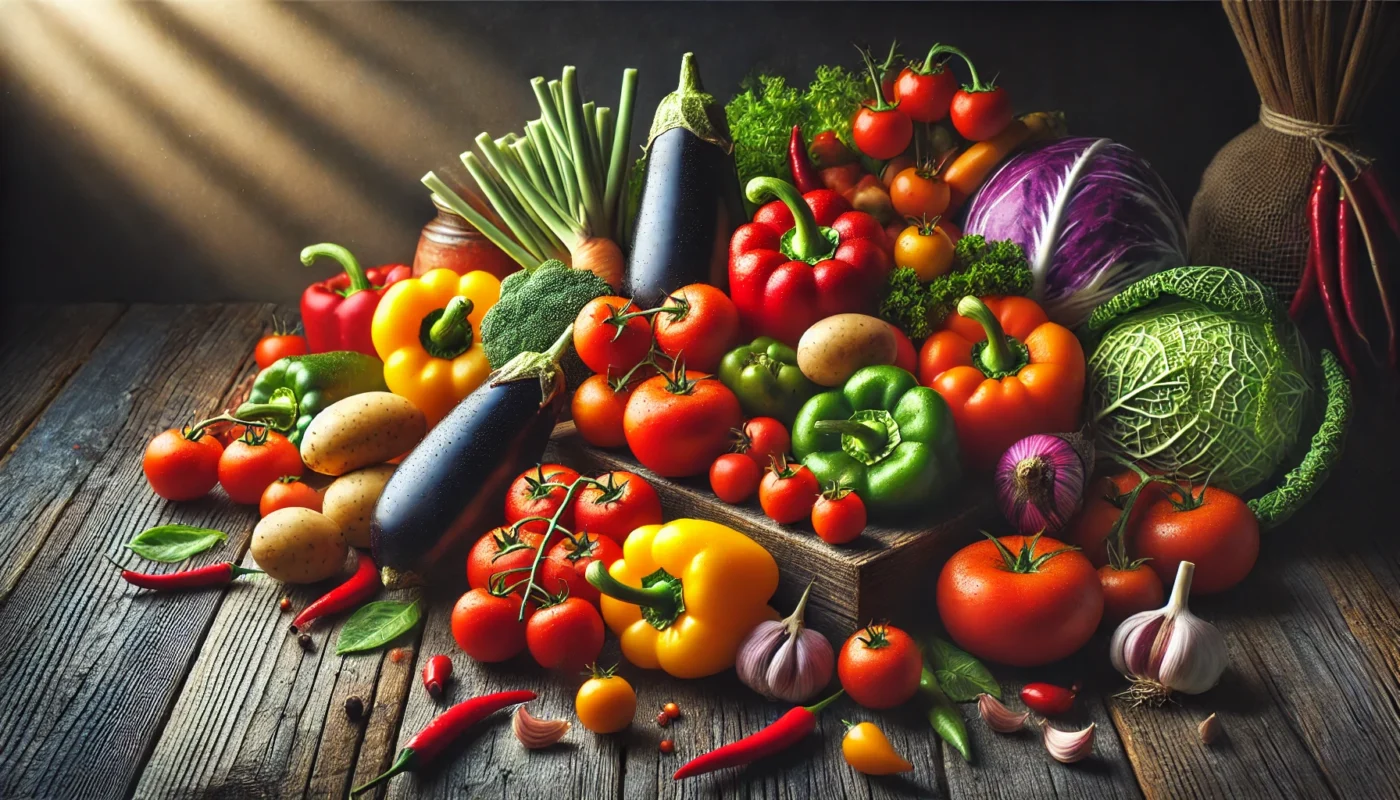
[3,1,1397,303]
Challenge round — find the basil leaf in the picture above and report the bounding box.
[336,601,421,655]
[927,636,1000,701]
[126,525,227,563]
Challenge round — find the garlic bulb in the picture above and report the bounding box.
[977,693,1030,733]
[512,705,570,749]
[735,582,833,703]
[1110,561,1228,706]
[1040,720,1095,763]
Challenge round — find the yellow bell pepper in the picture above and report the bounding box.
[370,268,501,425]
[585,518,779,678]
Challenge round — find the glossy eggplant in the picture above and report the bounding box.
[624,52,745,307]
[370,327,571,585]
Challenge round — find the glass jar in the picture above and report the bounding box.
[413,194,518,280]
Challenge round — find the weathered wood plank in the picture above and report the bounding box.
[0,304,271,800]
[0,303,126,460]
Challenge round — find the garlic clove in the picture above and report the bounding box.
[1040,720,1095,764]
[1198,712,1223,745]
[513,704,571,749]
[977,693,1030,734]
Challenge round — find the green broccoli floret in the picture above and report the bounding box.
[481,260,611,388]
[878,236,1034,341]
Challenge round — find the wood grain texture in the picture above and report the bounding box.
[0,304,270,800]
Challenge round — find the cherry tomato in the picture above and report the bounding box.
[1064,471,1166,568]
[254,333,310,371]
[576,665,636,733]
[540,532,623,606]
[504,464,580,535]
[837,624,922,709]
[950,86,1013,142]
[894,221,955,281]
[624,371,743,478]
[852,106,913,161]
[810,130,857,168]
[573,295,654,376]
[1135,485,1259,595]
[890,168,950,219]
[758,458,819,524]
[893,63,959,123]
[466,526,544,595]
[218,430,302,505]
[526,597,605,671]
[709,453,762,504]
[812,486,867,544]
[733,417,790,468]
[653,284,741,373]
[572,375,635,449]
[663,702,681,719]
[937,534,1103,666]
[451,588,531,663]
[258,475,322,518]
[574,471,663,545]
[143,428,223,501]
[1099,564,1165,626]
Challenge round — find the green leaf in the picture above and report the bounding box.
[336,601,421,655]
[926,637,1000,701]
[126,525,227,563]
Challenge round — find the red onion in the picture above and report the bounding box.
[994,433,1092,535]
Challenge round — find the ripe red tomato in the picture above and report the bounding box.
[852,106,913,160]
[887,324,918,373]
[574,471,664,544]
[653,284,741,373]
[254,333,310,371]
[451,588,531,663]
[624,371,743,478]
[1099,564,1165,626]
[758,459,819,524]
[466,526,544,595]
[709,453,762,504]
[143,428,223,501]
[572,375,635,449]
[258,476,322,518]
[1135,485,1259,595]
[837,624,922,709]
[733,417,790,468]
[937,534,1103,666]
[1064,471,1166,568]
[218,430,302,505]
[950,86,1013,142]
[504,464,580,535]
[893,63,959,123]
[573,295,654,376]
[812,487,867,544]
[540,532,623,606]
[526,597,605,671]
[889,167,951,220]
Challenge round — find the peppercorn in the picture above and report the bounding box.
[297,633,314,651]
[659,739,675,754]
[344,696,365,721]
[278,596,292,612]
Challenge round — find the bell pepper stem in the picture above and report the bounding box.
[584,561,681,622]
[301,243,373,295]
[957,296,1017,375]
[350,748,417,796]
[232,387,299,432]
[745,177,827,261]
[812,419,887,452]
[424,296,475,358]
[804,689,845,715]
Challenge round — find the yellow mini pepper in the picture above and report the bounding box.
[585,519,779,679]
[370,268,501,425]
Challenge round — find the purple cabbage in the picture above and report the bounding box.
[963,137,1188,328]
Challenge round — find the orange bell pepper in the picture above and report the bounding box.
[917,295,1084,473]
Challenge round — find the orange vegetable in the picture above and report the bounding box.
[944,111,1064,210]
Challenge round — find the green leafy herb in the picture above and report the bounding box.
[125,525,227,563]
[925,636,1000,701]
[336,600,422,655]
[878,235,1034,340]
[724,66,869,189]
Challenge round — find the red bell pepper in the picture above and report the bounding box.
[728,178,890,345]
[299,243,411,355]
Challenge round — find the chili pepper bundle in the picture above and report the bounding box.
[290,551,380,633]
[113,559,261,592]
[672,691,843,779]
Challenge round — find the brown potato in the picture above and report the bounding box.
[300,392,426,476]
[796,314,898,387]
[321,464,395,549]
[250,507,348,584]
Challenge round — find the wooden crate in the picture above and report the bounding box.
[545,424,996,639]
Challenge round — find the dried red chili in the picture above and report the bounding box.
[290,551,380,633]
[672,691,842,779]
[114,560,261,592]
[422,654,453,699]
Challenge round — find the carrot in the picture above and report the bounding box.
[944,111,1062,210]
[1336,194,1369,347]
[1288,238,1317,321]
[1310,164,1357,376]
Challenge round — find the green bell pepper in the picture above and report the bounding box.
[791,365,960,518]
[235,351,387,445]
[717,337,820,426]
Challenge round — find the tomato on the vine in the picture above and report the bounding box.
[951,85,1013,142]
[624,370,743,478]
[733,417,790,468]
[1135,484,1259,595]
[574,471,663,544]
[852,46,913,160]
[572,375,635,449]
[466,526,544,595]
[709,453,762,505]
[758,457,819,524]
[259,476,321,518]
[837,623,922,709]
[540,532,623,606]
[653,284,741,373]
[894,219,955,282]
[574,295,654,376]
[526,596,605,671]
[504,464,580,535]
[1064,471,1166,568]
[143,427,223,501]
[451,588,531,663]
[812,484,867,544]
[254,332,309,371]
[218,429,302,505]
[890,168,951,220]
[892,49,959,123]
[1099,564,1164,626]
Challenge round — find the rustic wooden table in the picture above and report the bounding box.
[2,303,1398,800]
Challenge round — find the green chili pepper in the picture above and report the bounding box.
[717,337,821,426]
[920,665,972,762]
[235,351,388,445]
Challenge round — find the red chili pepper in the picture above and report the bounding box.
[422,654,453,699]
[290,551,381,633]
[1310,165,1358,376]
[1353,169,1399,368]
[351,689,535,796]
[1288,242,1317,321]
[299,243,411,356]
[1337,190,1368,346]
[1020,682,1079,716]
[788,126,825,194]
[672,691,843,780]
[114,560,261,592]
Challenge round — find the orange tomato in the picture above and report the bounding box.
[889,167,951,219]
[894,222,955,282]
[258,476,322,518]
[572,374,635,449]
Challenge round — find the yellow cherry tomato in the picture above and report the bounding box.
[894,221,955,282]
[575,665,637,734]
[842,721,913,775]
